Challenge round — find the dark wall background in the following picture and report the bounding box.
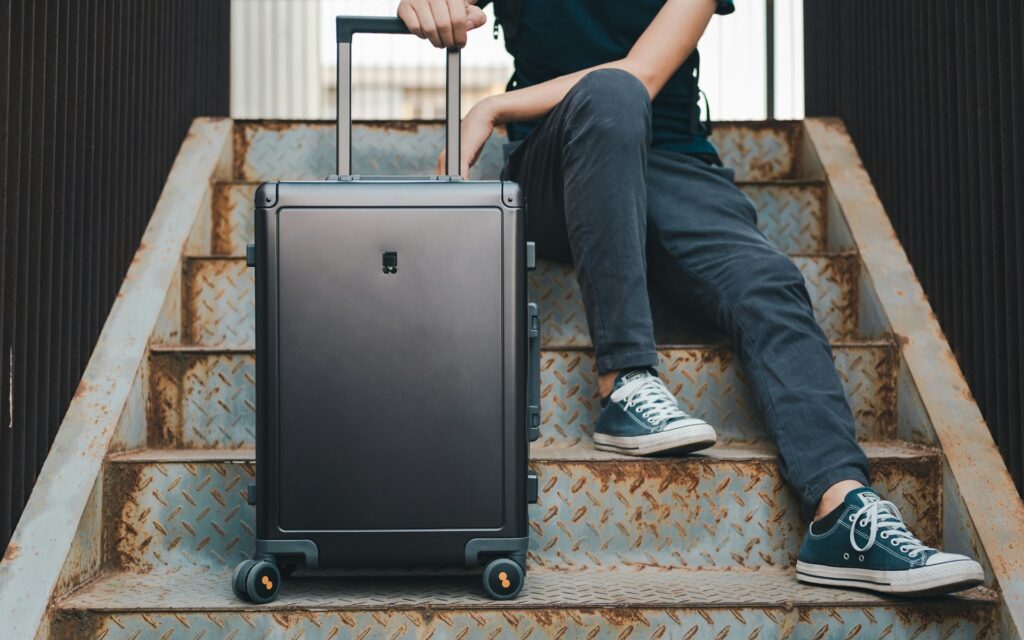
[805,2,1024,495]
[0,0,230,555]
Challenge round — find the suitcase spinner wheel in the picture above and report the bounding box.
[233,559,282,604]
[482,558,525,600]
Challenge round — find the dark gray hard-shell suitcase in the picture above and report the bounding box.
[232,16,540,604]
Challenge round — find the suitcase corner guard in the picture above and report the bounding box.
[255,539,320,569]
[464,537,529,568]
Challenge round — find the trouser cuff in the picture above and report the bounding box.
[595,350,660,376]
[802,465,872,520]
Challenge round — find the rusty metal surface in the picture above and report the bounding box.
[805,118,1024,638]
[52,602,999,640]
[233,121,802,182]
[145,341,894,449]
[211,180,827,259]
[50,604,1000,640]
[51,568,997,640]
[15,117,1018,637]
[744,181,828,254]
[179,253,857,349]
[147,348,256,450]
[538,344,895,445]
[181,257,254,346]
[102,443,938,573]
[0,119,235,640]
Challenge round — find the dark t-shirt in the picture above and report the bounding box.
[480,0,735,156]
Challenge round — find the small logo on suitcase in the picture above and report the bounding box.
[382,251,398,274]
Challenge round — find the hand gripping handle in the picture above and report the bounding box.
[335,16,460,177]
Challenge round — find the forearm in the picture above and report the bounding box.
[481,0,716,126]
[479,60,637,125]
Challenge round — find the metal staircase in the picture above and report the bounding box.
[3,118,1022,639]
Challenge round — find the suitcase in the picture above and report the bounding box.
[231,16,540,604]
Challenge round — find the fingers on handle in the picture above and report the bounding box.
[397,2,423,37]
[447,0,468,47]
[465,5,487,30]
[411,0,442,47]
[429,0,455,48]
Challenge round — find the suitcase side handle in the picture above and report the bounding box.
[527,302,541,443]
[335,16,460,178]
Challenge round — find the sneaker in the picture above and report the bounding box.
[592,367,717,456]
[797,487,984,596]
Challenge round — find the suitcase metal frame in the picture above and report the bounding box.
[234,16,540,603]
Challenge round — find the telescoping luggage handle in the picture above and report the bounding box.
[336,16,461,177]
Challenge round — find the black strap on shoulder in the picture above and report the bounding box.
[690,52,713,137]
[492,0,522,57]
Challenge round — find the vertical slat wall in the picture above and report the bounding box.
[0,0,230,555]
[805,2,1024,494]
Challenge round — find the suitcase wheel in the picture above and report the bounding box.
[482,558,525,600]
[235,559,282,604]
[232,559,257,601]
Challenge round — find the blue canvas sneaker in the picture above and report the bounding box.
[797,487,984,595]
[593,368,717,456]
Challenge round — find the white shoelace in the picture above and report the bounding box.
[849,499,935,558]
[610,375,690,426]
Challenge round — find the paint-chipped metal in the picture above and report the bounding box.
[0,118,235,640]
[232,120,802,183]
[101,443,938,573]
[2,118,1017,638]
[146,341,894,449]
[49,568,998,639]
[178,254,858,348]
[804,117,1024,638]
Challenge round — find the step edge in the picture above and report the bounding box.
[147,340,897,355]
[213,178,830,189]
[106,441,940,465]
[52,568,999,612]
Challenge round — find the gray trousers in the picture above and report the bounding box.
[501,68,870,516]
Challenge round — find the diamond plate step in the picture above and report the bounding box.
[211,179,828,258]
[52,567,998,639]
[147,342,895,449]
[181,251,858,348]
[232,121,808,182]
[103,443,939,573]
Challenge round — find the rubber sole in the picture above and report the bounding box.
[593,422,717,456]
[796,559,985,596]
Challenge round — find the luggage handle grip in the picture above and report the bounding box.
[335,16,460,178]
[527,302,541,443]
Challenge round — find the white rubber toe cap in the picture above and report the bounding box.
[924,551,975,566]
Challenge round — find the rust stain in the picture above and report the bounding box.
[2,542,20,561]
[73,380,94,400]
[146,351,189,449]
[102,461,149,572]
[232,125,251,180]
[828,253,861,337]
[210,183,249,255]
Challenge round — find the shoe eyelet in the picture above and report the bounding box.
[880,532,889,539]
[843,553,850,560]
[859,519,868,527]
[848,515,855,522]
[858,554,864,562]
[891,540,899,545]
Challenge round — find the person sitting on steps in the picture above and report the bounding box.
[396,0,985,596]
